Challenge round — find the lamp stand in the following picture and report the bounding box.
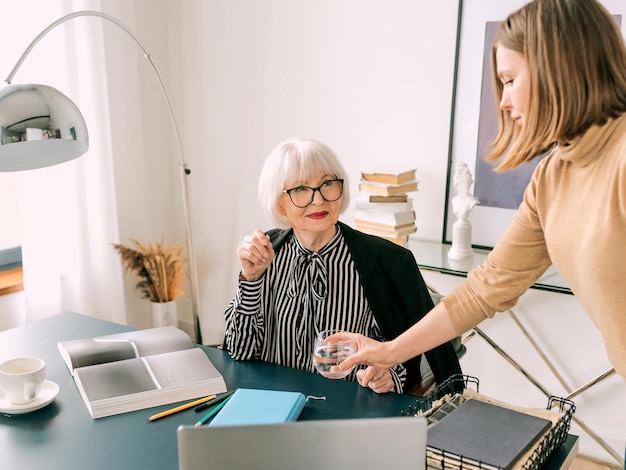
[5,11,202,343]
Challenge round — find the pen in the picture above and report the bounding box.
[194,390,236,412]
[148,395,217,422]
[194,394,233,427]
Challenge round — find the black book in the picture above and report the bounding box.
[427,398,552,470]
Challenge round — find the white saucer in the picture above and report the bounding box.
[0,380,60,415]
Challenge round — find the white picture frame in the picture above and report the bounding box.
[443,0,625,249]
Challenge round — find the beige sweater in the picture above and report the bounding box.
[444,114,626,380]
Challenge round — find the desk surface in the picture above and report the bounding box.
[0,312,578,469]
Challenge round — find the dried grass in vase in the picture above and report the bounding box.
[112,239,187,303]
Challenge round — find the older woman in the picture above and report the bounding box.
[223,138,461,394]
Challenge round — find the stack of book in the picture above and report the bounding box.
[354,168,418,246]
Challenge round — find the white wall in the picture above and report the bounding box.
[163,0,461,343]
[0,292,26,331]
[0,176,21,249]
[0,0,459,338]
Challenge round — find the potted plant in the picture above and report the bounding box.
[112,239,187,327]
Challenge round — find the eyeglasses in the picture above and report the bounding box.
[283,179,344,208]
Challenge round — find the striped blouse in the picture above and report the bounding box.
[224,227,407,392]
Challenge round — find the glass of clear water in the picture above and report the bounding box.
[312,329,357,379]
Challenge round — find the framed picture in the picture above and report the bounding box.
[443,0,624,249]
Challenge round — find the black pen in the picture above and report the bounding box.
[194,390,236,412]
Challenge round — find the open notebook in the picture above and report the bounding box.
[178,416,427,470]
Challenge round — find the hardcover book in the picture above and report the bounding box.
[361,168,417,185]
[358,180,419,196]
[355,222,417,238]
[373,235,410,247]
[426,399,552,470]
[58,327,227,418]
[208,388,307,426]
[353,209,416,228]
[368,195,409,203]
[354,220,416,231]
[353,196,413,212]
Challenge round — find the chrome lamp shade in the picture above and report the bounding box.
[0,83,89,172]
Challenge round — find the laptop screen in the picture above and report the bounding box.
[178,417,427,470]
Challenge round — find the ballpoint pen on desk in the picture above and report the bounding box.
[148,395,217,422]
[194,395,233,427]
[194,390,235,412]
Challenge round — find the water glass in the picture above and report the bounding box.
[312,329,357,379]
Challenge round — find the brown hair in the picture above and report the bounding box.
[488,0,626,170]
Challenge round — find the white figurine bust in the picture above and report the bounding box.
[448,162,479,261]
[451,162,479,221]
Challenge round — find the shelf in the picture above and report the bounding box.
[408,238,572,294]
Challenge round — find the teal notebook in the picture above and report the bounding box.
[208,388,306,427]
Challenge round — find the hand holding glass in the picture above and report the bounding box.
[312,329,357,379]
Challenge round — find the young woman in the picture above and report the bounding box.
[334,0,626,385]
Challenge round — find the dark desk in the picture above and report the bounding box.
[0,312,578,469]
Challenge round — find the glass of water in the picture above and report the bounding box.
[312,329,357,379]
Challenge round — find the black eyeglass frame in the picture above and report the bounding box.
[282,178,344,208]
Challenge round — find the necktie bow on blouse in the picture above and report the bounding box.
[288,249,328,351]
[288,250,328,301]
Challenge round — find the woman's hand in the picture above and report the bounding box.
[328,332,398,371]
[356,367,395,394]
[330,303,459,374]
[238,229,275,281]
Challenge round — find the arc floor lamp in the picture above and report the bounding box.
[0,11,202,343]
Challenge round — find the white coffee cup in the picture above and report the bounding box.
[0,357,46,405]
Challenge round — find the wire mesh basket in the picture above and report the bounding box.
[400,374,575,470]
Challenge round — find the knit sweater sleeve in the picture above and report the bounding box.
[443,168,553,334]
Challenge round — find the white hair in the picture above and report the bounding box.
[258,138,351,228]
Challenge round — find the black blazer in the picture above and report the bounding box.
[267,221,462,392]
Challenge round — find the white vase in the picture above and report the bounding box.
[151,300,177,327]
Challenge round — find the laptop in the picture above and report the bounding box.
[177,416,427,470]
